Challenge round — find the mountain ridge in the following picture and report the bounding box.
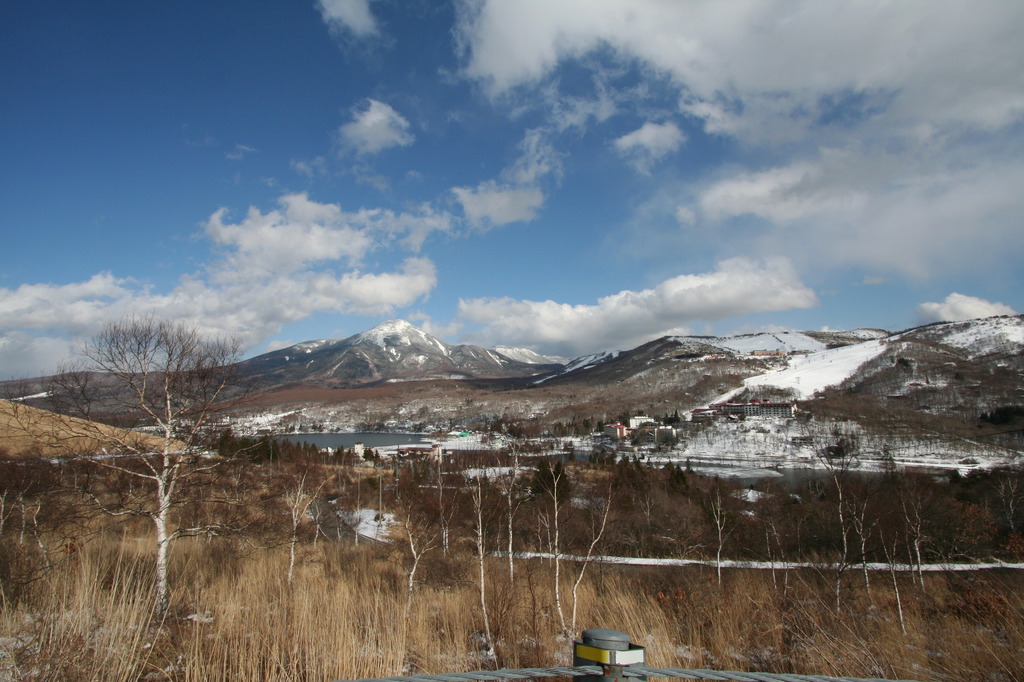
[213,314,1024,446]
[236,319,563,388]
[235,316,1024,394]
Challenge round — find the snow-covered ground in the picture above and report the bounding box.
[333,508,395,542]
[514,551,1024,572]
[644,417,1011,475]
[715,338,888,402]
[462,466,521,479]
[905,314,1024,357]
[711,330,827,354]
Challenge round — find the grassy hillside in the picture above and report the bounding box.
[0,399,169,459]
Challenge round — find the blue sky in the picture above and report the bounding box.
[2,0,1022,377]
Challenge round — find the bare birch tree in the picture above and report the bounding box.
[498,444,524,580]
[567,480,612,638]
[396,504,438,617]
[468,470,494,657]
[530,460,571,636]
[49,315,242,619]
[707,484,731,585]
[393,471,439,617]
[283,470,328,584]
[812,424,861,609]
[434,456,459,556]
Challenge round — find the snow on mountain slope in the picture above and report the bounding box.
[713,330,828,354]
[237,319,566,387]
[844,329,890,341]
[493,346,566,365]
[899,315,1024,357]
[354,319,450,356]
[535,350,622,383]
[721,338,889,401]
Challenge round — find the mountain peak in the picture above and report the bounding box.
[367,319,419,334]
[354,319,447,353]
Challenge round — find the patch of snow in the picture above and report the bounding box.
[462,466,520,479]
[185,611,214,623]
[736,488,767,502]
[343,508,396,542]
[287,338,339,353]
[354,319,452,358]
[692,465,785,480]
[10,392,49,401]
[514,551,1024,572]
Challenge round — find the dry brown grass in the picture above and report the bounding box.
[0,399,169,459]
[2,533,1023,681]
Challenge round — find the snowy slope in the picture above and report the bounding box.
[534,350,622,383]
[354,319,451,356]
[711,330,827,354]
[730,317,1023,401]
[900,315,1024,357]
[493,346,567,365]
[720,338,889,401]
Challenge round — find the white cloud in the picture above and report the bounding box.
[0,194,447,376]
[452,182,545,228]
[308,258,437,315]
[456,0,1024,281]
[696,150,1024,279]
[316,0,378,36]
[225,143,257,160]
[205,193,375,278]
[0,273,136,335]
[550,86,618,132]
[0,332,73,380]
[503,129,563,186]
[339,99,414,156]
[917,293,1017,323]
[290,156,327,178]
[614,121,685,174]
[205,193,451,274]
[458,257,817,356]
[451,129,560,229]
[699,163,829,224]
[674,206,696,226]
[458,1,1024,135]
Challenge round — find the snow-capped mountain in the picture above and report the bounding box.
[712,315,1024,404]
[538,329,857,386]
[226,314,1024,413]
[538,316,1024,408]
[8,316,1021,442]
[237,320,563,388]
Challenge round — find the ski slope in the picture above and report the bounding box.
[721,338,888,401]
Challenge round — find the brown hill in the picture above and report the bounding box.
[0,399,171,460]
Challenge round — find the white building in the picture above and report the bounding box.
[628,415,657,429]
